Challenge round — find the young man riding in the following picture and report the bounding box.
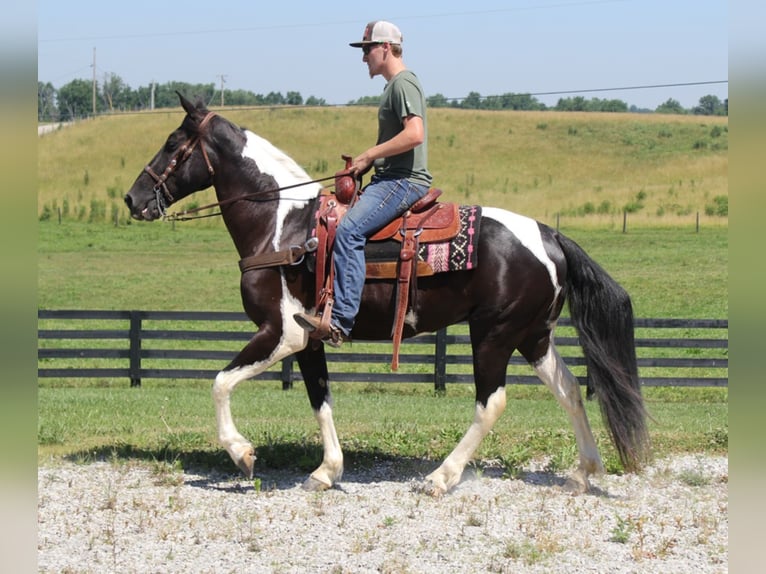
[294,20,432,346]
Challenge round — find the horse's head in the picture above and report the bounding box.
[124,93,217,221]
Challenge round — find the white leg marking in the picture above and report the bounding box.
[212,368,258,476]
[213,271,310,476]
[304,400,344,490]
[534,342,604,491]
[426,387,507,494]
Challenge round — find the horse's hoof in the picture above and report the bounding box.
[235,448,256,479]
[414,479,446,498]
[562,477,589,495]
[302,476,332,492]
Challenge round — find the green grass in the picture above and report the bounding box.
[38,382,727,474]
[38,221,727,318]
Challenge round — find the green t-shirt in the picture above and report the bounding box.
[374,70,432,187]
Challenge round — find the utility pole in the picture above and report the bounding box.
[92,47,97,116]
[217,74,227,106]
[150,81,155,110]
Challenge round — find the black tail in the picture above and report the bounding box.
[557,232,649,471]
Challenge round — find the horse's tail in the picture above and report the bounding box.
[556,232,649,472]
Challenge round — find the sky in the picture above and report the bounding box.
[37,0,729,111]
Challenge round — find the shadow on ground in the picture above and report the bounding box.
[63,440,606,495]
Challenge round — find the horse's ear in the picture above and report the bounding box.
[177,92,196,115]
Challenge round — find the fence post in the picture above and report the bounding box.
[281,355,294,390]
[129,311,142,387]
[434,328,447,393]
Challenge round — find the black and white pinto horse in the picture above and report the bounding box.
[124,95,648,495]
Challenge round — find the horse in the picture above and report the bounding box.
[124,94,648,496]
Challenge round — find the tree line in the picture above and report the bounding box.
[37,74,728,122]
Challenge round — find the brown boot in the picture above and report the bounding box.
[293,313,343,348]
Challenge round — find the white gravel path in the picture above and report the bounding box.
[38,454,727,573]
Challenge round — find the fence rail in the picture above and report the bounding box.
[38,310,728,389]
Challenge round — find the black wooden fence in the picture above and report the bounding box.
[37,310,728,389]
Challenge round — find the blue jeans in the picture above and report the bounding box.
[331,177,429,336]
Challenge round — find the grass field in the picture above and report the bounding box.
[37,107,728,475]
[38,221,727,318]
[38,382,727,476]
[38,107,727,227]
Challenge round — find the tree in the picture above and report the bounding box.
[555,96,588,111]
[57,79,96,120]
[655,98,686,115]
[38,81,58,122]
[461,91,482,109]
[100,73,129,112]
[285,91,303,106]
[348,95,381,106]
[427,93,449,108]
[501,93,546,111]
[693,94,726,116]
[264,91,286,105]
[304,96,327,106]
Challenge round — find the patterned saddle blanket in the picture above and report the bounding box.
[364,205,481,278]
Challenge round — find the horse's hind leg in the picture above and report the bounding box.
[295,344,344,491]
[530,340,604,493]
[424,326,510,496]
[424,386,507,495]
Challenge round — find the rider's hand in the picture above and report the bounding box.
[350,152,373,177]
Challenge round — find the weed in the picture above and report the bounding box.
[678,467,711,487]
[381,516,396,528]
[150,458,184,487]
[465,513,484,527]
[503,539,546,566]
[610,514,634,543]
[498,445,532,479]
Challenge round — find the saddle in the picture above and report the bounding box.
[312,159,461,370]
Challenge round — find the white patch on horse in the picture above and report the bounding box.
[241,131,323,250]
[482,207,561,298]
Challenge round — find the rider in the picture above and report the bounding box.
[294,20,432,347]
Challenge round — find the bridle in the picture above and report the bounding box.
[143,111,217,217]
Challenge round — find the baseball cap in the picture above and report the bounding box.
[349,21,403,47]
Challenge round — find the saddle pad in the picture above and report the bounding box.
[365,205,481,274]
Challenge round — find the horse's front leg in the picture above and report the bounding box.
[212,322,305,478]
[295,344,344,491]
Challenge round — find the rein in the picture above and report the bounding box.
[163,173,342,222]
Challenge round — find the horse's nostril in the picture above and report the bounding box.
[124,194,132,208]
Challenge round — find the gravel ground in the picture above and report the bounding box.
[38,454,727,573]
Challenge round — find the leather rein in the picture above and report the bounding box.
[144,110,344,222]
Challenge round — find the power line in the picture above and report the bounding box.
[446,80,728,103]
[528,80,728,98]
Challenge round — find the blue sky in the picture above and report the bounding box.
[38,0,728,110]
